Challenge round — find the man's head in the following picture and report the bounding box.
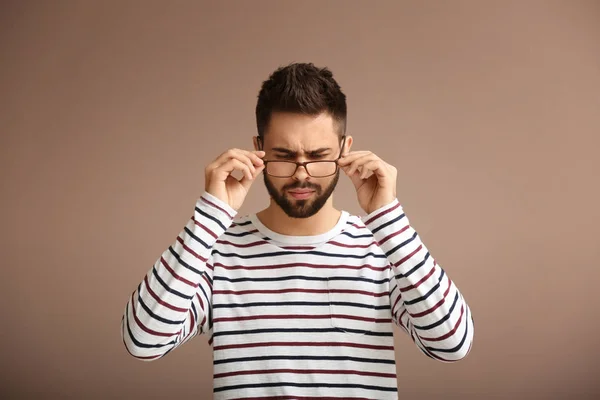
[253,63,352,219]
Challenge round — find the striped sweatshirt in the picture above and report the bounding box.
[121,191,474,399]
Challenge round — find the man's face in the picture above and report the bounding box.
[258,112,346,219]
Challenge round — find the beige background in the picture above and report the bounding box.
[1,1,599,399]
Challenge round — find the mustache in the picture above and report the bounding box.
[284,183,320,191]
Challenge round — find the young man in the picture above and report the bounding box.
[121,63,474,399]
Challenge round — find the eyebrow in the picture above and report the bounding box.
[271,147,331,156]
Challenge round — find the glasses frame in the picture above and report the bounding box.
[257,135,347,178]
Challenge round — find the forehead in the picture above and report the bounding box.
[263,112,339,150]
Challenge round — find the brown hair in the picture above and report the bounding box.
[255,62,347,138]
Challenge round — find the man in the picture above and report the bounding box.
[121,62,474,399]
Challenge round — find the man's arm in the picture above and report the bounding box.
[362,199,474,362]
[121,192,237,360]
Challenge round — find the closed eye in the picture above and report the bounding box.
[275,153,329,160]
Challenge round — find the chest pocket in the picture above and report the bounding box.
[326,273,393,335]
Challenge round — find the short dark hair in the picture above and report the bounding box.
[255,62,347,139]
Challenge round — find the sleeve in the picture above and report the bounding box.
[362,199,474,362]
[120,191,237,360]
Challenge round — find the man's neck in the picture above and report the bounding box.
[256,198,342,237]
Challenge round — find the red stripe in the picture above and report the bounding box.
[196,293,207,327]
[391,288,403,315]
[419,305,465,342]
[213,314,391,323]
[201,273,213,289]
[200,196,234,219]
[216,239,317,251]
[213,262,388,272]
[363,201,401,225]
[143,276,187,312]
[377,225,410,245]
[213,288,388,297]
[398,262,436,292]
[130,292,180,337]
[213,341,394,351]
[410,277,452,318]
[328,240,378,249]
[214,368,396,379]
[397,309,409,332]
[216,239,269,248]
[183,310,195,341]
[192,216,218,239]
[348,222,366,229]
[176,236,207,262]
[393,244,423,267]
[160,257,197,288]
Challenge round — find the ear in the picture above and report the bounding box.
[253,136,261,151]
[343,135,353,155]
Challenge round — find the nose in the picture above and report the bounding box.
[292,162,311,181]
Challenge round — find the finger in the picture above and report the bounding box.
[227,150,258,176]
[218,149,264,171]
[239,164,265,190]
[346,154,378,176]
[362,160,387,179]
[341,162,365,189]
[360,165,371,180]
[337,151,371,165]
[215,158,253,181]
[245,150,266,166]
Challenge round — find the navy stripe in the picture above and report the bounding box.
[151,267,193,300]
[137,286,185,325]
[212,249,387,260]
[384,231,418,257]
[370,213,405,234]
[223,230,256,237]
[213,381,398,393]
[414,292,459,330]
[425,308,471,354]
[125,304,175,349]
[232,220,253,227]
[213,301,390,311]
[197,277,212,329]
[341,231,373,239]
[404,270,446,306]
[396,252,430,279]
[190,301,198,325]
[213,354,396,365]
[196,207,226,231]
[183,226,210,250]
[168,246,202,276]
[212,327,393,338]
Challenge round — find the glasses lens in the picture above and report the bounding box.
[266,161,338,177]
[306,161,337,177]
[266,162,297,177]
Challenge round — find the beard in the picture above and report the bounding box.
[263,171,340,219]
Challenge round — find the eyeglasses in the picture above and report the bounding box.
[258,136,346,178]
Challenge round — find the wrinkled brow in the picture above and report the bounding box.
[271,147,331,156]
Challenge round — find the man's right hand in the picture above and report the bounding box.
[204,148,266,211]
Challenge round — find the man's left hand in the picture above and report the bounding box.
[337,151,397,214]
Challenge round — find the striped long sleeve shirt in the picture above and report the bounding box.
[121,191,474,399]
